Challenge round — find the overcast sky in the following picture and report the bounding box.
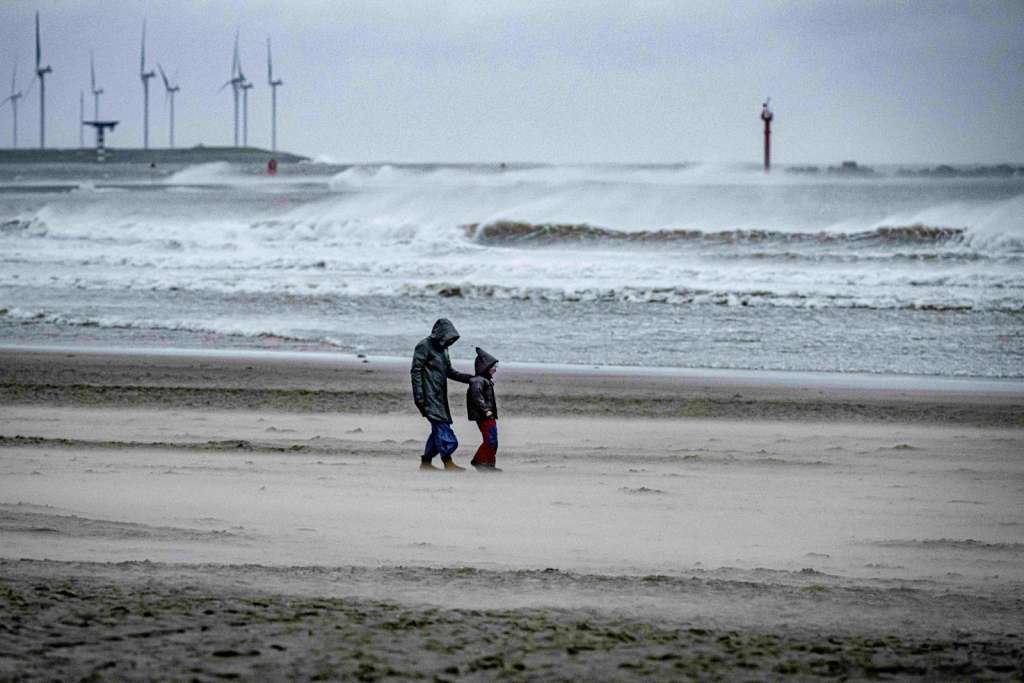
[1,1,1022,164]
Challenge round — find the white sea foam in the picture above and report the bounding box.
[166,162,236,184]
[1,164,1022,372]
[308,154,341,165]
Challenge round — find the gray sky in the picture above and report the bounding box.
[1,0,1022,164]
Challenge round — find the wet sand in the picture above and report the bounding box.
[2,346,1022,425]
[1,347,1022,679]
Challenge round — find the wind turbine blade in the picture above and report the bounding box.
[24,74,37,98]
[218,79,234,93]
[232,29,240,78]
[141,20,147,74]
[35,13,41,70]
[237,40,246,82]
[11,57,17,95]
[158,63,170,90]
[90,51,96,90]
[267,37,273,84]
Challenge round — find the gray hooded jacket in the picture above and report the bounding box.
[411,318,472,424]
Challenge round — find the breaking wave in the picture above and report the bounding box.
[165,162,236,184]
[5,209,1021,262]
[467,221,979,248]
[394,282,1021,311]
[865,539,1024,553]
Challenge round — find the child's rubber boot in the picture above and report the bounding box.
[442,458,465,472]
[472,461,502,472]
[420,459,441,471]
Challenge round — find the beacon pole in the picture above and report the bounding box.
[761,98,773,172]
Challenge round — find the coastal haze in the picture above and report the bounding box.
[2,2,1024,680]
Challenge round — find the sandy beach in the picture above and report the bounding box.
[1,347,1023,679]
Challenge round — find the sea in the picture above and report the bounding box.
[1,160,1022,377]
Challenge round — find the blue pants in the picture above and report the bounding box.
[423,420,459,462]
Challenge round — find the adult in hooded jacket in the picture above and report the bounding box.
[411,318,472,470]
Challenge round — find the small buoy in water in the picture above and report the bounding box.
[267,158,278,175]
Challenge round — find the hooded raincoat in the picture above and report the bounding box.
[467,347,499,421]
[411,318,472,424]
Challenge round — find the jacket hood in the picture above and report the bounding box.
[474,347,499,376]
[429,318,460,348]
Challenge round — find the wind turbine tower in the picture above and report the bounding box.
[267,37,283,152]
[240,83,253,147]
[158,65,180,148]
[140,20,156,149]
[90,50,104,119]
[0,61,24,148]
[35,12,53,149]
[238,51,253,147]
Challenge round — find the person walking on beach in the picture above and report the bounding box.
[411,318,473,471]
[467,347,501,472]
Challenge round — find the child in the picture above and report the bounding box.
[467,347,501,472]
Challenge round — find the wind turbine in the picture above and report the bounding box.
[79,90,85,147]
[158,65,180,148]
[0,60,24,148]
[35,11,53,149]
[267,37,283,152]
[90,50,104,119]
[140,20,156,149]
[219,30,244,146]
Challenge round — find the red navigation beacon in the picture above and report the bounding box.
[761,99,774,171]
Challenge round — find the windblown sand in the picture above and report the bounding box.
[1,348,1022,680]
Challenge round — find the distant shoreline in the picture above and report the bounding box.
[0,146,308,164]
